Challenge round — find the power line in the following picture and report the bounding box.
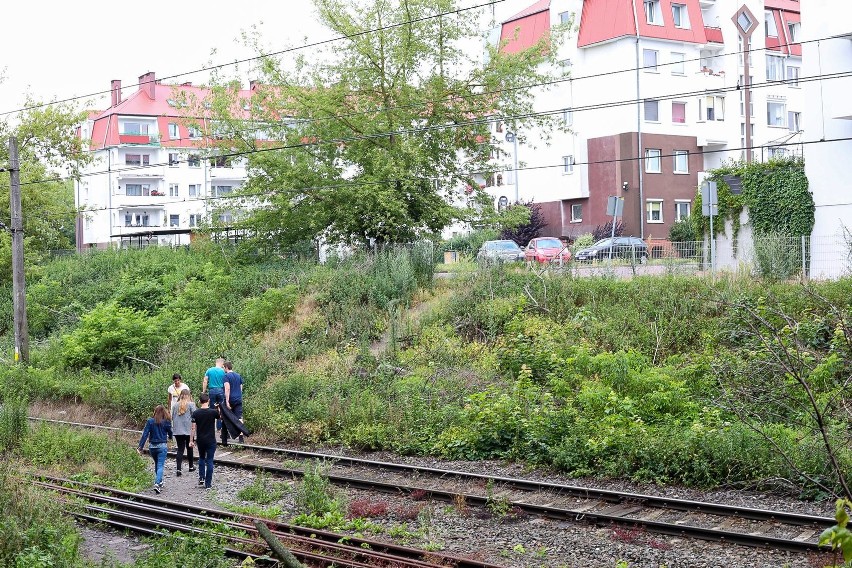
[18,66,851,190]
[0,0,505,119]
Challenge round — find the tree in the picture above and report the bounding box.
[499,201,547,246]
[0,99,92,282]
[203,0,570,249]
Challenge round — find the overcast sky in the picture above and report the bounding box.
[0,0,525,119]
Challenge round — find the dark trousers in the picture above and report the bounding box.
[197,440,216,488]
[174,434,194,470]
[222,400,244,445]
[208,388,225,429]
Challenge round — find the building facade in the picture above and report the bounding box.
[76,72,253,249]
[481,0,803,241]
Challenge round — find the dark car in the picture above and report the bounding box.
[477,239,524,263]
[574,237,648,262]
[524,237,571,265]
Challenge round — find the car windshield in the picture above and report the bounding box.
[487,241,520,251]
[536,238,562,248]
[592,238,614,247]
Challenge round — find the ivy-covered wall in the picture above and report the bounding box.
[693,157,814,238]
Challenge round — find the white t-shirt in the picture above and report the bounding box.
[168,383,190,404]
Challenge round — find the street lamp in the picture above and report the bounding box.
[733,4,757,163]
[505,130,519,202]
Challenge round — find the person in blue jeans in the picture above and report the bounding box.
[203,358,226,431]
[223,360,245,444]
[137,405,173,494]
[191,392,220,489]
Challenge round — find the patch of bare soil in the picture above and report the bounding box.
[30,400,140,429]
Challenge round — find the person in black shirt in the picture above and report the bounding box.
[191,393,220,489]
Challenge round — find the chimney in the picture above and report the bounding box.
[110,80,122,107]
[138,71,156,100]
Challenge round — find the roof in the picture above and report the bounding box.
[577,0,707,48]
[503,0,550,23]
[764,0,800,12]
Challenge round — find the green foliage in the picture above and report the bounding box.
[293,462,344,518]
[572,233,594,249]
[696,157,814,239]
[239,285,299,333]
[130,531,235,568]
[437,229,498,260]
[61,301,160,370]
[0,467,82,568]
[820,499,852,567]
[752,230,802,281]
[237,471,289,504]
[0,398,29,453]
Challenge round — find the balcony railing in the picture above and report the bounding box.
[118,133,161,146]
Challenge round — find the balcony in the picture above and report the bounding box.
[696,120,728,147]
[209,166,246,181]
[116,166,165,180]
[119,133,161,146]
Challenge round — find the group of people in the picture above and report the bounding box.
[137,358,246,493]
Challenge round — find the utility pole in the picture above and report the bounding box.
[9,136,29,363]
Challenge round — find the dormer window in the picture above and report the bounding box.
[644,0,662,25]
[672,4,689,29]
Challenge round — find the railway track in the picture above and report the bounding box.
[31,416,835,555]
[37,475,506,568]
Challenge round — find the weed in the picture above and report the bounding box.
[348,499,389,518]
[611,525,644,545]
[237,471,288,504]
[293,461,343,518]
[393,503,423,521]
[453,494,468,516]
[0,397,28,452]
[410,488,428,501]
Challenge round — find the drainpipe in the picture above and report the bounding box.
[631,0,645,238]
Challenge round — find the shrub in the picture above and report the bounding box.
[239,285,299,333]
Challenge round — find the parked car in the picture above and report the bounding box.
[524,237,571,265]
[476,239,524,263]
[574,236,648,262]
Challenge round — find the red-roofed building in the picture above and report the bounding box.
[474,0,803,241]
[75,72,262,249]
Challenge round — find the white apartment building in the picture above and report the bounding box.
[75,72,253,249]
[479,0,802,240]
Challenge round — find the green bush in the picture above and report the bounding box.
[239,285,299,333]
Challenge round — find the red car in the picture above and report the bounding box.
[524,237,571,265]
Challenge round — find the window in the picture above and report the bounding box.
[169,214,180,227]
[188,126,202,139]
[699,95,725,121]
[766,55,785,81]
[672,102,686,124]
[123,122,148,135]
[788,111,801,132]
[219,212,234,223]
[646,200,664,223]
[644,0,661,24]
[209,156,232,168]
[737,36,752,66]
[125,154,150,166]
[559,11,571,24]
[187,154,200,168]
[169,183,179,197]
[767,147,787,158]
[739,76,754,116]
[670,52,685,75]
[562,155,574,174]
[168,152,180,166]
[787,22,800,42]
[767,101,786,127]
[675,201,691,221]
[188,184,200,197]
[644,100,659,122]
[495,121,503,133]
[125,184,151,197]
[189,214,200,227]
[764,11,778,37]
[673,150,689,173]
[563,108,573,127]
[498,196,508,211]
[213,185,234,197]
[571,203,582,222]
[643,49,658,72]
[168,123,179,139]
[672,4,689,28]
[786,66,800,86]
[645,149,661,173]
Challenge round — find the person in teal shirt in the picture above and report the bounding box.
[203,358,226,431]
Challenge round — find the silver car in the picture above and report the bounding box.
[477,240,524,263]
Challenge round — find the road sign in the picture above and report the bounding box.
[606,195,624,217]
[701,181,718,216]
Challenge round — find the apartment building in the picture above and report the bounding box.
[482,0,802,240]
[75,72,253,249]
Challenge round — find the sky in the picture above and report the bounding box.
[0,0,527,119]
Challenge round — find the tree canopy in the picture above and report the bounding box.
[203,0,569,249]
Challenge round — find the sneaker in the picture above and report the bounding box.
[154,485,161,494]
[188,466,196,472]
[238,435,245,443]
[198,479,205,486]
[176,470,182,477]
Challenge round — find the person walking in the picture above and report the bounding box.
[203,358,226,431]
[167,373,190,409]
[170,390,196,477]
[223,361,245,444]
[191,392,219,489]
[137,405,173,494]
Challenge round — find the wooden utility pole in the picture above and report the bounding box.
[9,136,29,363]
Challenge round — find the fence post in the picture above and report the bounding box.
[801,235,807,281]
